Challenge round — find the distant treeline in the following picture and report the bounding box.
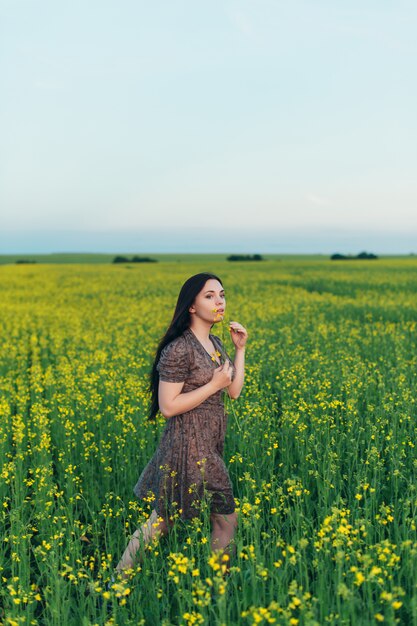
[113,256,158,264]
[15,259,37,264]
[227,254,264,262]
[331,252,378,260]
[112,254,265,263]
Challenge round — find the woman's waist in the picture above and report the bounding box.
[194,397,225,411]
[170,403,225,420]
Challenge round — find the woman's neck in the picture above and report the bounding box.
[189,319,212,342]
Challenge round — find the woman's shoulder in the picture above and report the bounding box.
[162,332,189,354]
[157,332,191,380]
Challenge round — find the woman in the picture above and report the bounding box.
[115,272,247,580]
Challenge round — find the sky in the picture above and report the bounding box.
[1,0,416,254]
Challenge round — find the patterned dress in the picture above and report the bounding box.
[133,327,236,521]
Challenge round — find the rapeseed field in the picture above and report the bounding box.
[1,259,416,625]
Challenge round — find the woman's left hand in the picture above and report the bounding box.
[229,321,248,349]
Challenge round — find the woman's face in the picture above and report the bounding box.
[190,279,226,324]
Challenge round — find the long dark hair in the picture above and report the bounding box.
[148,272,223,420]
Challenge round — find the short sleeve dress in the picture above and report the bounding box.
[133,327,237,521]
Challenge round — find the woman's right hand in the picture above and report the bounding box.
[211,360,233,391]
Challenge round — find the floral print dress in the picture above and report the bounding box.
[133,327,236,521]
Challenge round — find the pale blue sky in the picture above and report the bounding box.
[1,0,416,253]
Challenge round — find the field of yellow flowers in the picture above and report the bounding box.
[1,258,417,626]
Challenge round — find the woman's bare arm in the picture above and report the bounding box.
[158,381,216,419]
[159,362,233,418]
[227,347,245,399]
[226,321,247,399]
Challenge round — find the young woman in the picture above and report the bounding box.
[114,273,247,580]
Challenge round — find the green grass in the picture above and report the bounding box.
[0,259,416,625]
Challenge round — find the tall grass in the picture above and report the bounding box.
[1,259,416,625]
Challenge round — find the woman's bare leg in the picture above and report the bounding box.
[210,511,238,575]
[115,509,173,578]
